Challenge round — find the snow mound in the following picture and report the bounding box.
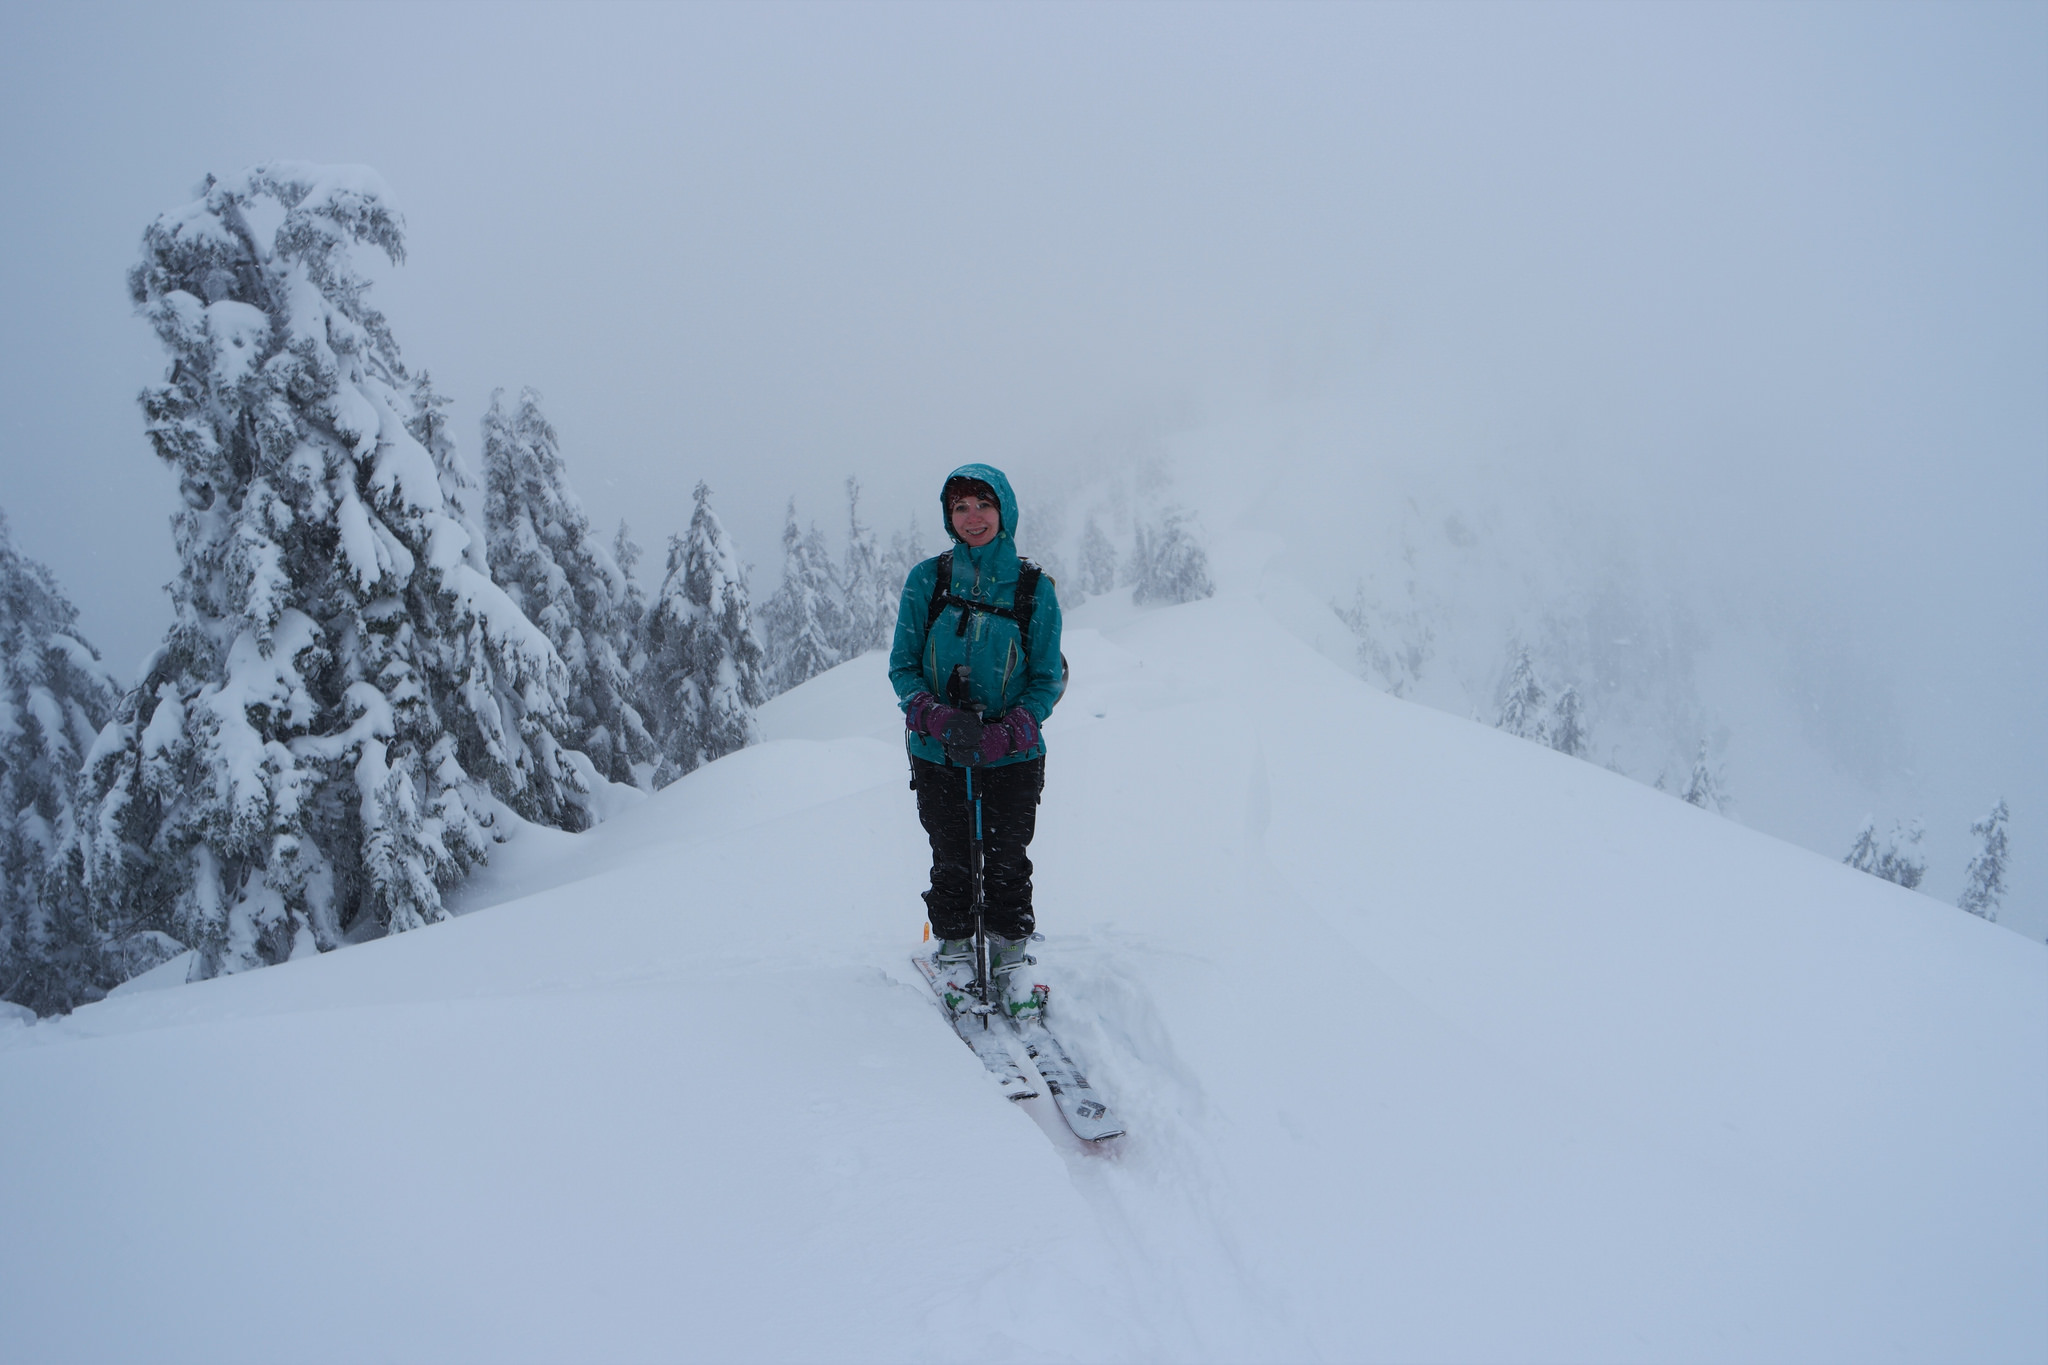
[2,593,2042,1363]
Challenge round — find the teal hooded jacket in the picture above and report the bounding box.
[889,463,1064,767]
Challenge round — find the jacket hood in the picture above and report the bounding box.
[939,463,1019,548]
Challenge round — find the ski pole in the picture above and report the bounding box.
[968,765,993,1028]
[950,663,994,1029]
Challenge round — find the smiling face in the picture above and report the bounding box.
[948,490,1001,547]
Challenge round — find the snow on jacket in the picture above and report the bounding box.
[889,463,1064,768]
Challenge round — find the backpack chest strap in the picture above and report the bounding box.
[934,592,1021,635]
[926,550,1042,647]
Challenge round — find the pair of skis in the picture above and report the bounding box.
[913,953,1124,1143]
[923,669,1121,1143]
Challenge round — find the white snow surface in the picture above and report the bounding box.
[2,594,2042,1363]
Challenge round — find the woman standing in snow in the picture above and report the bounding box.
[891,465,1064,1022]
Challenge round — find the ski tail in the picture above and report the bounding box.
[1011,1018,1124,1142]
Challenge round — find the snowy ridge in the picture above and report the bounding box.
[2,591,2042,1363]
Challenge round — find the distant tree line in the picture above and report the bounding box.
[1471,642,2013,925]
[1842,801,2009,922]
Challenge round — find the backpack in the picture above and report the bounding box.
[925,550,1069,704]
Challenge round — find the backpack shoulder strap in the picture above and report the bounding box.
[1013,560,1042,663]
[925,550,953,640]
[1011,560,1069,701]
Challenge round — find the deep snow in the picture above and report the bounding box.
[2,593,2042,1363]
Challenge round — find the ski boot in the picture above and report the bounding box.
[929,937,978,1016]
[991,935,1048,1024]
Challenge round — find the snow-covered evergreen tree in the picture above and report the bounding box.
[1015,499,1069,590]
[1078,514,1116,600]
[0,512,130,1014]
[760,499,842,697]
[481,387,656,790]
[1130,507,1214,606]
[837,477,891,655]
[644,483,766,783]
[1844,816,1925,889]
[1681,740,1722,812]
[884,512,928,603]
[1334,580,1433,698]
[1497,648,1548,742]
[1875,819,1927,890]
[88,163,582,980]
[403,370,483,545]
[1550,685,1588,758]
[1956,799,2009,921]
[611,521,648,658]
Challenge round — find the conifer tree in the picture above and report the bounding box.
[403,371,484,552]
[1334,580,1433,698]
[1130,507,1214,606]
[838,477,891,654]
[1334,585,1380,688]
[1876,819,1927,890]
[760,499,842,696]
[612,520,648,662]
[89,163,582,980]
[1550,685,1588,758]
[645,483,766,783]
[1078,514,1116,600]
[1681,740,1722,812]
[1844,816,1925,888]
[1015,500,1068,588]
[1957,799,2009,921]
[1497,648,1548,742]
[884,513,928,603]
[481,387,656,789]
[0,513,130,1014]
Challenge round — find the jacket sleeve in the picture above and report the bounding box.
[1011,574,1064,724]
[889,561,936,709]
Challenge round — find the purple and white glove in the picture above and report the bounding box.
[969,708,1039,765]
[905,692,963,740]
[905,693,1040,766]
[906,692,983,763]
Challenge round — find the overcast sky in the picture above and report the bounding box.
[2,2,2043,923]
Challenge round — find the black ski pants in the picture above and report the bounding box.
[910,755,1044,941]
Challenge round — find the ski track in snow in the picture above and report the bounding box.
[2,595,2043,1363]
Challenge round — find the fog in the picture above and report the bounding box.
[2,2,2042,932]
